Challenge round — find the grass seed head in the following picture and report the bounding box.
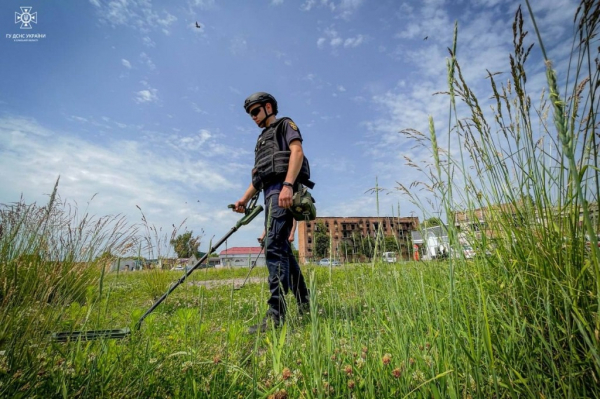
[181,361,193,372]
[412,370,425,383]
[355,357,365,368]
[271,389,288,399]
[382,353,392,366]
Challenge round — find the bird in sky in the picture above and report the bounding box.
[423,36,428,40]
[195,21,201,28]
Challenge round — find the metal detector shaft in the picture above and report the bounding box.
[135,204,263,329]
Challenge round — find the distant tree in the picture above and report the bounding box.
[340,238,355,262]
[290,242,299,260]
[384,235,400,252]
[360,234,375,259]
[170,230,203,258]
[94,250,114,262]
[422,217,443,227]
[313,222,330,258]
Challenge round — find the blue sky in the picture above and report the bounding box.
[0,0,577,254]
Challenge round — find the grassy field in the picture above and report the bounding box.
[2,257,595,399]
[1,1,599,397]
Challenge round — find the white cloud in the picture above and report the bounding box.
[121,59,132,69]
[140,52,156,71]
[69,115,89,123]
[338,0,364,20]
[318,26,365,50]
[189,0,216,10]
[135,82,159,104]
[343,34,364,47]
[229,36,248,56]
[301,0,363,19]
[92,0,177,36]
[142,36,156,48]
[135,89,158,104]
[301,0,317,11]
[191,103,208,114]
[156,11,177,28]
[0,116,250,250]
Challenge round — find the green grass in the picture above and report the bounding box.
[1,257,599,398]
[1,1,599,397]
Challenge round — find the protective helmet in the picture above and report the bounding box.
[244,92,278,114]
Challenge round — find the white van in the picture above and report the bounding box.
[382,252,397,263]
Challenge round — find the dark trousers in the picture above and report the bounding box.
[264,194,309,320]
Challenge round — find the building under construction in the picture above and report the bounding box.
[297,216,420,264]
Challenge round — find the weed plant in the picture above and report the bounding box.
[1,2,599,398]
[0,178,136,379]
[399,0,600,396]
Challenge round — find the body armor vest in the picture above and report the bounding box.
[252,117,314,191]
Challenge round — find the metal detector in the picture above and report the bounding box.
[51,197,263,342]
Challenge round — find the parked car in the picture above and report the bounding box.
[318,258,341,266]
[585,234,600,251]
[450,245,476,259]
[382,252,397,263]
[462,245,476,259]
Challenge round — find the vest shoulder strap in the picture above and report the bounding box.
[272,117,292,151]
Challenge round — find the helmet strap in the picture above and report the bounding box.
[257,104,274,128]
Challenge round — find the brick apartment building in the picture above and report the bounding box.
[297,216,420,264]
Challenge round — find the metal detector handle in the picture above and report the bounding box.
[236,205,263,228]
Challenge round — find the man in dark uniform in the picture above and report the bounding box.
[233,92,310,333]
